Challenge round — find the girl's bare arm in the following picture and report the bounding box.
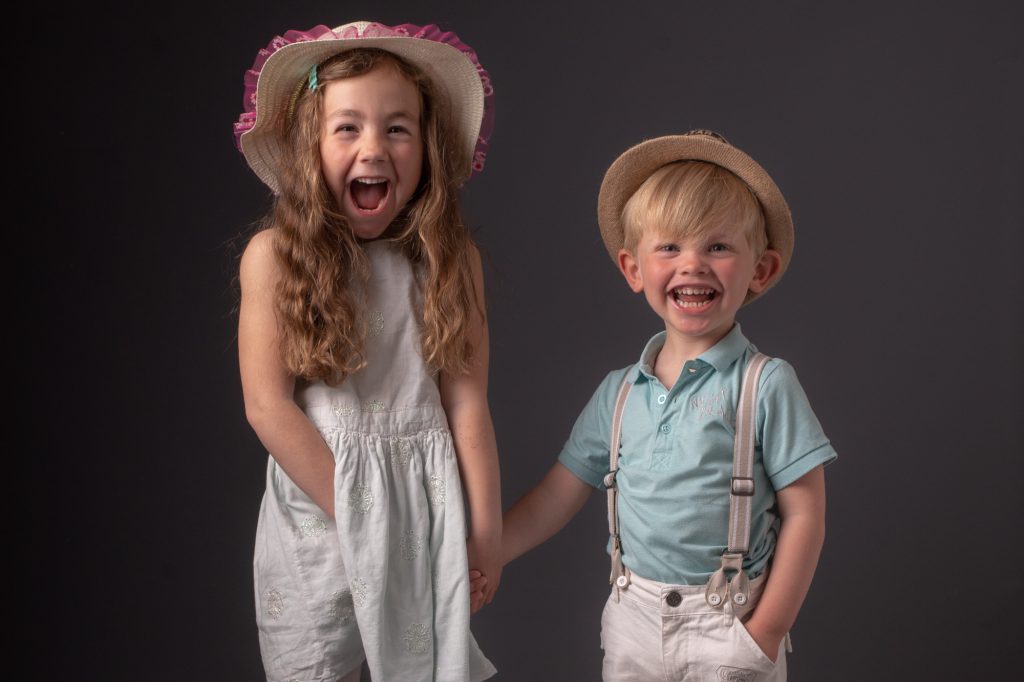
[440,246,503,604]
[239,230,337,517]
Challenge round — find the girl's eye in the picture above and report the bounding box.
[335,124,357,134]
[388,125,411,135]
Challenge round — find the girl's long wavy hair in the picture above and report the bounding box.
[264,48,480,385]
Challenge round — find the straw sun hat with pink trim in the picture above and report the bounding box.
[234,21,495,194]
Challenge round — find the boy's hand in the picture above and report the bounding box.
[467,533,503,608]
[468,569,488,614]
[741,617,782,663]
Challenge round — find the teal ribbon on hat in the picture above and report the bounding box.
[308,64,318,91]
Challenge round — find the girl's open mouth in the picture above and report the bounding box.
[350,177,391,213]
[671,286,717,309]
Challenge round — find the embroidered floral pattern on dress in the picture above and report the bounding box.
[400,530,421,560]
[264,589,285,618]
[428,475,446,506]
[333,404,356,418]
[390,437,413,466]
[351,577,369,607]
[329,589,355,622]
[299,515,328,538]
[348,484,374,514]
[369,310,385,336]
[402,622,432,654]
[364,400,386,413]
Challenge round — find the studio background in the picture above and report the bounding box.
[32,1,1022,679]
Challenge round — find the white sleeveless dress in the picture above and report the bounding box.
[254,241,496,682]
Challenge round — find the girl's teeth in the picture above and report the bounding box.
[354,178,387,185]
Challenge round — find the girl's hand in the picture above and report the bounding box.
[467,532,502,607]
[468,569,488,614]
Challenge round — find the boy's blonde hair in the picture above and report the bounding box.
[621,161,767,255]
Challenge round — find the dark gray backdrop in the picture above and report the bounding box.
[32,1,1022,679]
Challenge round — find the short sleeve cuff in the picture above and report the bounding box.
[768,442,838,490]
[557,451,609,490]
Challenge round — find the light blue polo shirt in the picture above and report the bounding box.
[558,324,837,585]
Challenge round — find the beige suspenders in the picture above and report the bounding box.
[605,352,771,607]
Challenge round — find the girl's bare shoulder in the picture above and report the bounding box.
[239,229,280,287]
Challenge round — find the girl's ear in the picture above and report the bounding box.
[618,249,644,293]
[749,248,783,294]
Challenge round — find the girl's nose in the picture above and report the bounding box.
[359,132,386,163]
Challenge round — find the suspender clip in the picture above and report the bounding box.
[730,476,755,496]
[603,469,618,489]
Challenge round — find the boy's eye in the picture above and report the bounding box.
[657,243,679,252]
[708,242,730,253]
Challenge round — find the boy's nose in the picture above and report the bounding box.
[677,249,709,274]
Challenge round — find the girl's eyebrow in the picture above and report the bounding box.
[324,109,418,122]
[324,108,363,121]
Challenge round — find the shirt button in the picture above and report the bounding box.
[659,424,671,434]
[666,591,682,607]
[657,394,667,404]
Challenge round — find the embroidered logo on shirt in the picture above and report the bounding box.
[690,387,732,420]
[717,666,756,682]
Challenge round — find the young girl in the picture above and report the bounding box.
[234,21,499,682]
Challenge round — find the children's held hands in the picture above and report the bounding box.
[468,569,488,614]
[467,533,503,606]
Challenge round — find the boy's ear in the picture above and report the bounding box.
[618,248,644,293]
[749,248,783,294]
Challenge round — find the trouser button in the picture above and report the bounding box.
[666,591,682,607]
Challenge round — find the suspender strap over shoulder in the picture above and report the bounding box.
[706,351,771,608]
[603,352,772,607]
[606,378,633,593]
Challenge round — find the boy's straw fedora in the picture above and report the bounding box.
[597,130,794,302]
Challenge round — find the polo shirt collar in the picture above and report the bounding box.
[627,323,752,384]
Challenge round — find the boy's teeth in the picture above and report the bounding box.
[672,287,716,306]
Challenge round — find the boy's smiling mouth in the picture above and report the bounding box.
[671,286,717,309]
[349,176,391,213]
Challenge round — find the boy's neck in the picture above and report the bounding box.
[652,323,736,389]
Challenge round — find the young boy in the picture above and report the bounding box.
[498,131,837,680]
